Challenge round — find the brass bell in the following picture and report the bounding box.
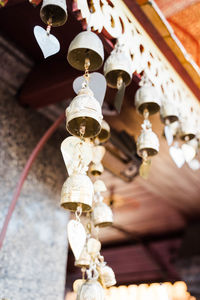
[137,127,159,157]
[89,163,104,176]
[67,31,104,71]
[179,118,197,141]
[60,174,94,212]
[66,85,103,138]
[160,100,179,124]
[73,279,86,293]
[92,201,113,227]
[75,245,91,268]
[135,74,161,115]
[99,265,116,288]
[89,145,105,175]
[40,0,67,27]
[95,120,111,144]
[104,43,132,88]
[77,279,105,300]
[87,238,101,257]
[93,180,107,193]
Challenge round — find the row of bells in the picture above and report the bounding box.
[40,1,197,143]
[135,84,197,158]
[65,30,131,139]
[66,32,193,147]
[60,174,113,227]
[39,0,135,89]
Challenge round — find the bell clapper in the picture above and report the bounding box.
[46,18,52,36]
[79,122,86,139]
[143,108,149,121]
[185,135,190,142]
[117,75,123,90]
[84,58,91,83]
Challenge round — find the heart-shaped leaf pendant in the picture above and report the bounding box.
[181,143,196,163]
[188,159,200,171]
[139,159,151,179]
[169,145,185,168]
[164,125,173,146]
[34,26,60,59]
[67,220,86,260]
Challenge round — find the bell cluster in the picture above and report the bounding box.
[60,28,117,300]
[35,0,200,174]
[135,72,200,172]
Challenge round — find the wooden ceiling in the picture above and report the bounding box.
[1,0,200,285]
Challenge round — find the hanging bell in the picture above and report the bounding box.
[104,42,132,113]
[104,45,132,89]
[160,100,179,124]
[73,279,86,293]
[93,180,107,193]
[99,265,116,288]
[87,238,101,257]
[66,85,103,138]
[40,0,67,27]
[67,31,104,71]
[95,120,111,144]
[75,245,91,268]
[60,174,94,212]
[92,201,113,227]
[137,128,159,157]
[77,279,105,300]
[135,75,161,115]
[179,118,197,141]
[89,163,104,176]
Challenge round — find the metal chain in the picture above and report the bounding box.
[75,205,82,222]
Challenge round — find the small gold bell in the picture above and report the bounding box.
[87,238,101,257]
[67,31,104,71]
[93,180,107,193]
[92,201,113,227]
[104,42,132,112]
[179,119,196,141]
[135,74,161,115]
[137,127,159,157]
[89,145,105,176]
[60,174,94,212]
[66,86,103,138]
[77,279,105,300]
[160,100,179,124]
[95,120,111,144]
[73,279,86,293]
[99,265,116,288]
[89,163,104,176]
[40,0,67,27]
[75,245,91,268]
[104,43,132,88]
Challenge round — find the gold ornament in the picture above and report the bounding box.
[67,31,104,71]
[60,174,94,212]
[66,85,103,138]
[135,74,160,115]
[40,0,67,27]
